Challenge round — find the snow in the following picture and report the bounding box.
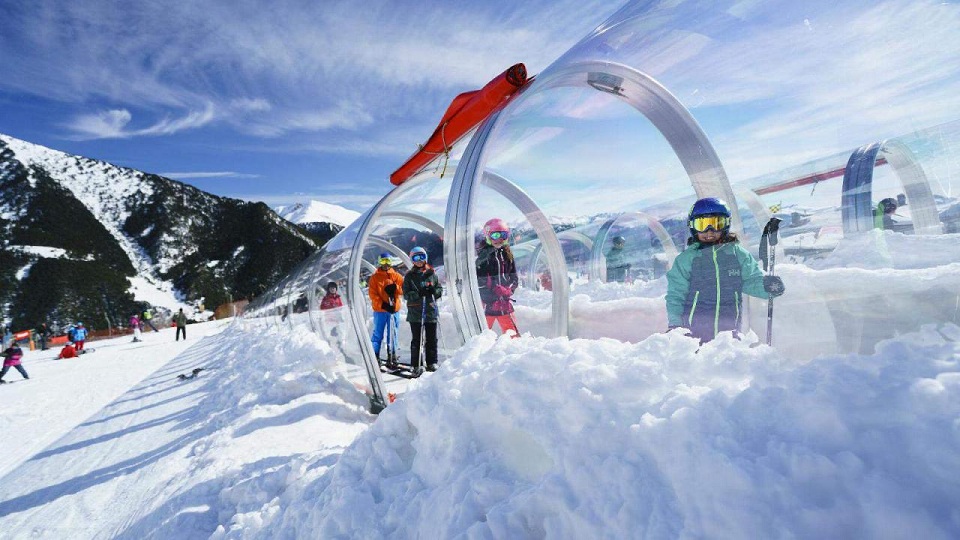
[2,300,960,537]
[274,200,361,227]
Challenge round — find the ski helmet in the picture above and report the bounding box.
[688,197,731,236]
[612,235,626,247]
[409,246,428,263]
[879,197,897,214]
[77,322,84,327]
[483,218,510,244]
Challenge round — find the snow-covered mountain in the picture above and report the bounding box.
[0,133,320,331]
[275,200,360,228]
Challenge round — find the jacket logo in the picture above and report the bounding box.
[728,269,741,277]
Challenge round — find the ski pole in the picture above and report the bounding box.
[420,294,426,369]
[761,218,782,346]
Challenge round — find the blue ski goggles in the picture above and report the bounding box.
[488,230,509,241]
[411,253,427,263]
[690,215,730,233]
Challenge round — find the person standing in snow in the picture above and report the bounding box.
[141,308,159,332]
[665,197,785,343]
[0,343,29,383]
[174,309,188,341]
[73,322,88,352]
[874,197,898,230]
[476,218,520,338]
[368,253,404,368]
[130,314,142,342]
[605,235,631,283]
[35,323,51,351]
[402,246,442,376]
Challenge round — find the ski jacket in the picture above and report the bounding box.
[476,243,518,316]
[59,344,77,359]
[142,309,153,320]
[605,247,631,283]
[665,238,768,342]
[174,312,187,327]
[73,327,88,341]
[320,293,343,310]
[130,316,140,328]
[2,346,23,366]
[403,264,443,324]
[368,267,404,314]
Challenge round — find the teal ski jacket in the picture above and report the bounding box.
[665,238,768,341]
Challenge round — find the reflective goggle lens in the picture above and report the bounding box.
[489,231,509,240]
[378,257,391,266]
[690,215,730,232]
[411,253,427,262]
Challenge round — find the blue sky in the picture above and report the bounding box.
[0,0,615,211]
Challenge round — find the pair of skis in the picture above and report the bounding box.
[378,314,424,379]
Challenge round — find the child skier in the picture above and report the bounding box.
[130,314,142,342]
[665,197,785,343]
[402,246,443,376]
[476,218,520,338]
[319,281,344,310]
[1,343,29,383]
[58,342,78,359]
[368,253,404,368]
[73,322,88,351]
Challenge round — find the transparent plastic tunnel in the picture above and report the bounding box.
[246,0,960,410]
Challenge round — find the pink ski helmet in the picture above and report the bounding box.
[483,218,510,244]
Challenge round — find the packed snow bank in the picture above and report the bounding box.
[0,322,373,539]
[229,325,960,539]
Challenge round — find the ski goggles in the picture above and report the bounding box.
[378,257,392,266]
[411,253,427,263]
[488,231,509,241]
[689,215,730,233]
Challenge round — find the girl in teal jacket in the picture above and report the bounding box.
[666,198,784,342]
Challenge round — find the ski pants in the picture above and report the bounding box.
[409,321,438,369]
[133,327,142,341]
[75,340,86,351]
[176,326,186,341]
[0,364,29,380]
[371,311,399,358]
[145,319,159,332]
[486,314,519,338]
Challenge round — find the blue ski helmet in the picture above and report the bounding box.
[377,252,392,266]
[409,246,428,263]
[688,197,731,236]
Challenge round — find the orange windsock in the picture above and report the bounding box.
[390,63,529,186]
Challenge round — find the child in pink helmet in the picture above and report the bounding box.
[476,218,520,337]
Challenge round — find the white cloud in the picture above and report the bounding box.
[65,105,214,140]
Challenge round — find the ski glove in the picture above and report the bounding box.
[381,301,396,313]
[384,283,398,297]
[763,275,785,297]
[493,284,513,298]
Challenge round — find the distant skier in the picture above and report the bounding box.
[130,314,142,342]
[141,308,159,332]
[605,235,631,283]
[476,218,520,338]
[73,322,88,352]
[174,309,188,341]
[58,342,78,359]
[403,246,443,376]
[319,281,345,343]
[666,197,785,343]
[0,343,29,383]
[368,253,404,368]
